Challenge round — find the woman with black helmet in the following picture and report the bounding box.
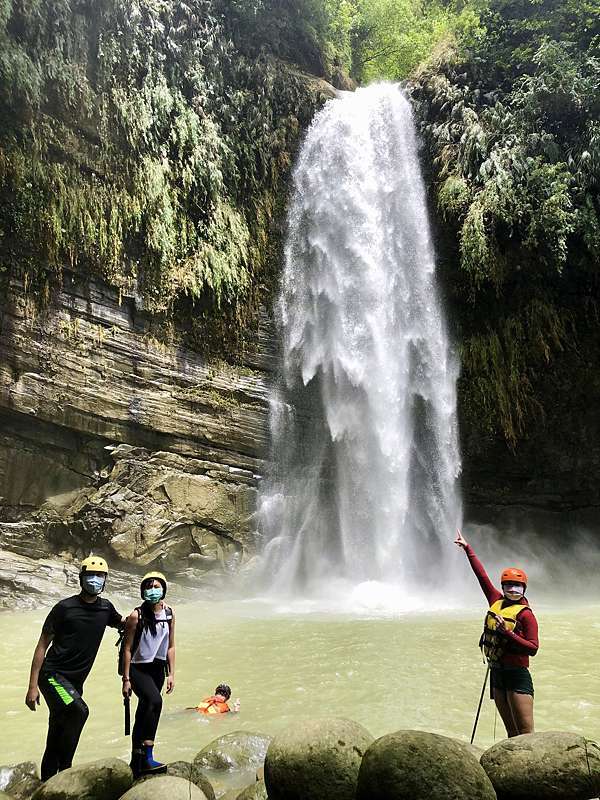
[455,530,539,738]
[121,571,175,777]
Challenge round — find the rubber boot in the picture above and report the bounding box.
[130,746,145,780]
[141,744,166,774]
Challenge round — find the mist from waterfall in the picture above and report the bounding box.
[258,84,463,606]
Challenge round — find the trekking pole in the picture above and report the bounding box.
[470,664,490,745]
[124,694,131,736]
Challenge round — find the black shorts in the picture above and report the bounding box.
[490,665,534,698]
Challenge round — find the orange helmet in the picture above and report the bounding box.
[501,567,527,586]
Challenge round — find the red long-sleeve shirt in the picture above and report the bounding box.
[465,544,539,668]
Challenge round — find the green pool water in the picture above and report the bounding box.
[3,596,599,787]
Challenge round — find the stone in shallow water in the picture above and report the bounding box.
[120,775,208,800]
[0,760,42,799]
[219,791,243,800]
[356,730,496,800]
[264,717,374,800]
[237,779,268,800]
[30,758,132,800]
[135,761,215,800]
[480,731,600,800]
[165,761,216,800]
[193,731,272,772]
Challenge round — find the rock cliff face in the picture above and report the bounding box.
[0,273,274,605]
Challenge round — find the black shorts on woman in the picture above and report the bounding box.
[490,665,534,698]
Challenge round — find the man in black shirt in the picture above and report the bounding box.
[25,556,124,780]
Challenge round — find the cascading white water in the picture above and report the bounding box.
[259,84,462,602]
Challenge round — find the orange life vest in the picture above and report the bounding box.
[195,696,230,714]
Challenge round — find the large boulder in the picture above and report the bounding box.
[237,780,268,800]
[481,731,600,799]
[30,758,132,800]
[119,775,208,800]
[356,730,496,800]
[194,732,272,772]
[264,717,373,800]
[165,762,216,800]
[0,761,42,799]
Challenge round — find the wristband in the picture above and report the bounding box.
[122,677,130,682]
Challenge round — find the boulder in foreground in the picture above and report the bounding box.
[193,732,271,772]
[356,730,496,800]
[0,761,42,799]
[30,758,132,800]
[481,731,600,799]
[165,762,215,800]
[265,717,374,800]
[120,775,208,800]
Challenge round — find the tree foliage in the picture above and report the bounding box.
[352,0,482,83]
[0,0,324,325]
[411,0,600,445]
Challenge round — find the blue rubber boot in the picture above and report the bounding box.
[142,744,166,773]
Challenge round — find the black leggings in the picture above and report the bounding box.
[39,672,89,781]
[130,659,165,745]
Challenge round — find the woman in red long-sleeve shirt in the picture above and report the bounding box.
[455,530,539,737]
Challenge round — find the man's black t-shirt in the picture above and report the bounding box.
[41,595,122,687]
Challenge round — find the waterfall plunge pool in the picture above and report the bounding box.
[3,598,600,788]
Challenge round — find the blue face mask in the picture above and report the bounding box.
[82,574,105,595]
[143,588,163,604]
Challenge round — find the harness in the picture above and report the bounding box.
[116,605,173,675]
[480,599,527,664]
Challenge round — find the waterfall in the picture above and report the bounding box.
[259,84,462,600]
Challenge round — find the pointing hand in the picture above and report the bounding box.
[454,529,468,550]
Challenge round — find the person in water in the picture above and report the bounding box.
[25,556,124,780]
[121,571,175,778]
[455,530,539,737]
[193,684,240,714]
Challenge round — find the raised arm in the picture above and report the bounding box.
[454,530,502,605]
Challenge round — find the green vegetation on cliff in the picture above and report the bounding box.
[0,0,325,334]
[410,0,600,448]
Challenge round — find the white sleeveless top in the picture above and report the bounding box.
[132,607,170,663]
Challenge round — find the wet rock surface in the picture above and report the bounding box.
[194,732,272,773]
[164,762,216,800]
[0,761,42,799]
[356,730,496,800]
[237,780,268,800]
[264,717,373,800]
[120,775,208,800]
[481,731,600,800]
[0,276,273,606]
[30,758,132,800]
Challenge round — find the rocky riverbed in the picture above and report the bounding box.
[2,724,600,800]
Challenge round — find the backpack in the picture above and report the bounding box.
[116,605,173,675]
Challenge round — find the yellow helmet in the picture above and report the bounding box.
[80,555,109,574]
[141,570,167,599]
